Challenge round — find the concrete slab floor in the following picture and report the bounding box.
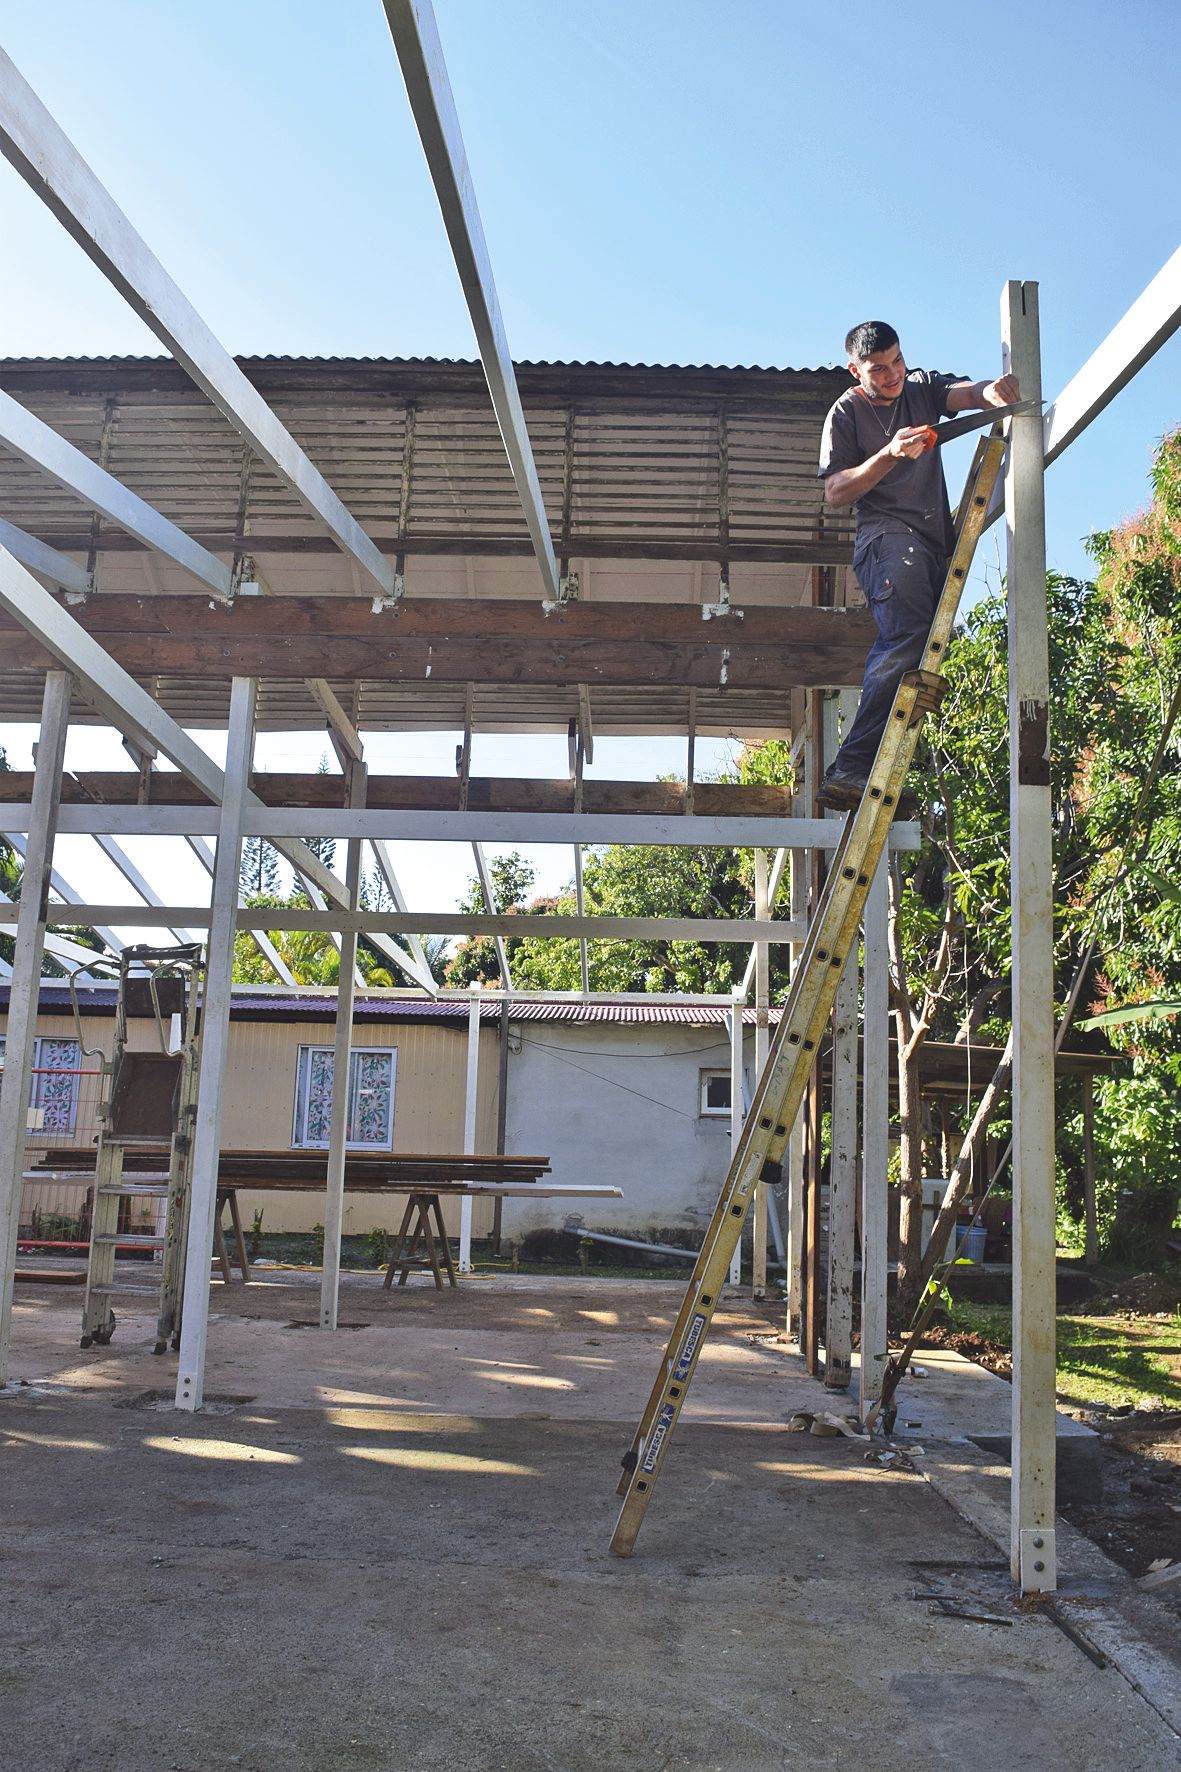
[2,1268,1179,1772]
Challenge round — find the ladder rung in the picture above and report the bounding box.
[97,1180,171,1193]
[104,1136,172,1148]
[93,1234,164,1248]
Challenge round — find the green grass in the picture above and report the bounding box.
[1054,1313,1181,1411]
[945,1297,1181,1410]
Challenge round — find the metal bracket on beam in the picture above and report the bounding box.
[0,519,93,602]
[373,400,417,612]
[544,564,580,615]
[702,405,741,620]
[685,688,697,818]
[456,685,474,813]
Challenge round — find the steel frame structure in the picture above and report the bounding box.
[0,8,1178,1594]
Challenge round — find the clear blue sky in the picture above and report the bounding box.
[0,1,1178,923]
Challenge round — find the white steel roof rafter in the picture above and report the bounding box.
[0,386,234,600]
[382,0,563,604]
[0,45,397,602]
[0,546,436,993]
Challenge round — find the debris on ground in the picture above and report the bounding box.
[785,1408,867,1438]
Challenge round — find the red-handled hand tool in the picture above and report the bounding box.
[916,400,1040,450]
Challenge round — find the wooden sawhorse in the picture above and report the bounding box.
[214,1186,251,1283]
[382,1191,458,1290]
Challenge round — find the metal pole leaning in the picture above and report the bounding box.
[610,432,1007,1556]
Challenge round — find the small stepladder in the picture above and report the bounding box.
[78,944,206,1355]
[610,428,1011,1556]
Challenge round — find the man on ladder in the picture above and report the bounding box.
[816,320,1021,810]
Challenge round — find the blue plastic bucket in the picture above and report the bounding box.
[956,1224,988,1263]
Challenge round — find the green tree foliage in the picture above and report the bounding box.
[239,837,280,898]
[443,829,797,994]
[894,428,1181,1262]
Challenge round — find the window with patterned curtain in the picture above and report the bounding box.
[33,1037,82,1135]
[0,1035,82,1133]
[293,1046,396,1148]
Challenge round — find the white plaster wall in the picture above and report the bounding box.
[500,1020,752,1240]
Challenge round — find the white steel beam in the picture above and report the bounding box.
[0,904,805,944]
[0,890,120,974]
[1043,242,1181,467]
[1003,281,1057,1594]
[3,832,124,957]
[0,545,353,912]
[381,1,561,604]
[0,672,71,1384]
[185,833,297,988]
[750,849,770,1299]
[573,844,590,995]
[0,47,396,602]
[306,679,364,765]
[727,992,746,1286]
[0,388,233,600]
[459,989,481,1271]
[825,950,858,1391]
[825,688,859,1388]
[0,800,922,852]
[984,242,1181,526]
[472,842,512,989]
[366,840,437,994]
[0,518,90,598]
[858,852,889,1422]
[175,678,256,1413]
[320,766,366,1331]
[740,845,789,997]
[91,834,198,946]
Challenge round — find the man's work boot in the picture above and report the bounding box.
[817,768,918,819]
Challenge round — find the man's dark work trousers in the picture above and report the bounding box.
[833,529,946,779]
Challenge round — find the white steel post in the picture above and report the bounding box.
[727,988,746,1286]
[175,678,256,1412]
[826,946,858,1391]
[823,689,858,1386]
[320,764,366,1331]
[859,852,890,1420]
[459,988,481,1272]
[786,699,812,1340]
[751,848,770,1298]
[0,671,70,1385]
[1003,280,1057,1592]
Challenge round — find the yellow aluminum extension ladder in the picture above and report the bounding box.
[611,427,1010,1556]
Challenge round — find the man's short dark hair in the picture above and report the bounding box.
[845,321,899,362]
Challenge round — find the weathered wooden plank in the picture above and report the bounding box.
[0,770,792,816]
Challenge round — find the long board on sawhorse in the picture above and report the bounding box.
[610,427,1010,1557]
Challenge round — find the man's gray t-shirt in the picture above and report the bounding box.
[817,369,963,554]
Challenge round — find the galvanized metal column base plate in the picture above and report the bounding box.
[1018,1526,1057,1591]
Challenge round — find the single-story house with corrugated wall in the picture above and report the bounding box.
[4,986,750,1247]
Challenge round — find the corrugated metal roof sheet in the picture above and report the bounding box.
[0,350,851,736]
[9,984,777,1026]
[0,354,844,376]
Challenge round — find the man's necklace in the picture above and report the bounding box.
[863,393,901,439]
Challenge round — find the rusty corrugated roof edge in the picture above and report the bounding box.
[0,352,846,377]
